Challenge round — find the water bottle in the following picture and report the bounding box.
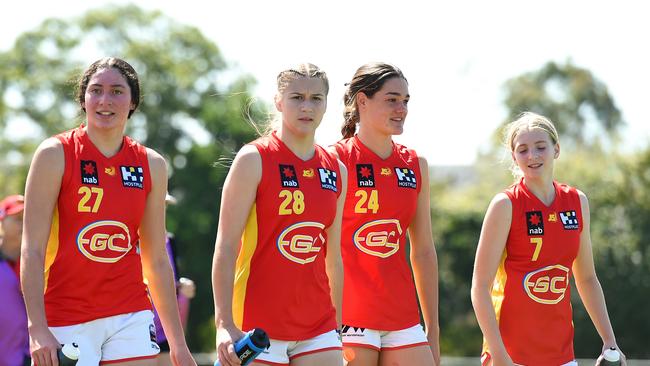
[57,343,80,366]
[215,328,270,366]
[599,347,621,366]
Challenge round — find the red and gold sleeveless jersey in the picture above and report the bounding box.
[483,179,582,365]
[233,132,341,340]
[333,136,421,330]
[44,126,152,326]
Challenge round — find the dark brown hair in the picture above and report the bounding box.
[341,63,407,138]
[76,57,140,118]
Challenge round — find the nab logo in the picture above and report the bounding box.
[523,264,570,304]
[394,167,417,189]
[560,210,579,230]
[356,164,375,187]
[277,222,326,264]
[81,160,99,185]
[318,168,338,192]
[77,220,132,263]
[120,166,144,189]
[526,211,544,235]
[353,219,403,258]
[279,164,299,188]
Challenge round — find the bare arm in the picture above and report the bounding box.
[324,160,347,329]
[572,191,626,365]
[21,138,65,366]
[212,145,261,366]
[139,149,195,366]
[470,193,515,366]
[407,157,440,365]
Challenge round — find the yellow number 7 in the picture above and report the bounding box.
[530,237,543,261]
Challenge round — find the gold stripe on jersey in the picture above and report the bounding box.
[492,250,508,321]
[233,204,259,328]
[44,207,60,292]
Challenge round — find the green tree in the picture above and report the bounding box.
[0,5,260,351]
[502,60,623,146]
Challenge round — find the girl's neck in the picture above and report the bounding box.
[276,129,315,161]
[85,125,124,158]
[523,176,555,206]
[357,127,393,160]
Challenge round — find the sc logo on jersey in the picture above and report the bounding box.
[353,219,403,258]
[523,264,570,304]
[77,221,132,263]
[277,222,326,264]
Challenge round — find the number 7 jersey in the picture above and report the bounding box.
[233,132,341,340]
[484,179,582,365]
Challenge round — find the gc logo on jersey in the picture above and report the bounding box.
[526,211,544,235]
[356,164,375,187]
[77,220,132,263]
[523,264,570,304]
[394,167,417,189]
[277,222,326,264]
[121,166,144,189]
[81,160,99,185]
[560,210,579,230]
[353,219,403,258]
[318,168,338,192]
[279,164,299,188]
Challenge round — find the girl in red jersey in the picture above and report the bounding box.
[333,63,439,366]
[212,63,347,366]
[21,58,195,366]
[471,112,626,366]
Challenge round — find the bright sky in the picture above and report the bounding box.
[2,0,649,165]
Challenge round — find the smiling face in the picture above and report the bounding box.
[357,77,409,136]
[275,76,328,139]
[511,128,560,180]
[81,67,135,133]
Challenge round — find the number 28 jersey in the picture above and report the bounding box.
[45,126,152,326]
[233,132,341,340]
[333,136,422,331]
[485,179,582,365]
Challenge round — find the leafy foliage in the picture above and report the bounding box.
[0,5,261,351]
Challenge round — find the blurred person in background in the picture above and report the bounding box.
[0,194,30,366]
[154,193,196,366]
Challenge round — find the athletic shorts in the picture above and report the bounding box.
[49,310,160,365]
[255,330,341,365]
[481,352,577,366]
[341,324,428,351]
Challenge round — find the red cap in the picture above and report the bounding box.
[0,195,24,220]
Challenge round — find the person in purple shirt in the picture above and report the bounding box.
[0,194,30,366]
[153,194,196,366]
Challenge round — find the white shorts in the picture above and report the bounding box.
[49,310,160,365]
[255,330,341,365]
[341,324,428,351]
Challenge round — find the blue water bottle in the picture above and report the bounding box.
[215,328,270,366]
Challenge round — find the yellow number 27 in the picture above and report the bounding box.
[78,187,104,213]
